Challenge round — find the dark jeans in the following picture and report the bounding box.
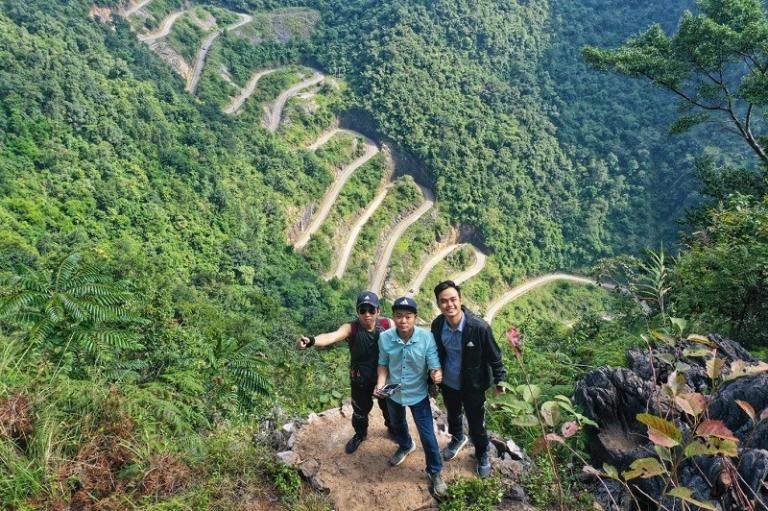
[441,385,489,458]
[350,380,391,437]
[387,396,443,475]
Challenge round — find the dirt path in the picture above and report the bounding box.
[406,244,464,295]
[121,0,154,17]
[370,185,435,295]
[186,13,253,94]
[293,402,482,511]
[264,72,324,132]
[328,182,393,280]
[306,126,344,150]
[484,273,598,325]
[222,68,277,114]
[137,10,184,42]
[293,134,380,250]
[448,246,487,285]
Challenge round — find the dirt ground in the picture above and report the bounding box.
[293,401,503,511]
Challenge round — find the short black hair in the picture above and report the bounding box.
[434,280,461,300]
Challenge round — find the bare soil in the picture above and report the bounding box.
[293,401,484,511]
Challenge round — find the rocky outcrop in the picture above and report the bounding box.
[574,335,768,510]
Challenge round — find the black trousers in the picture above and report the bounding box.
[441,385,489,457]
[350,380,391,437]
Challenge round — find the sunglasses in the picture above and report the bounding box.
[357,305,376,315]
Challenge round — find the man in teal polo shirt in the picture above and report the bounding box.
[375,296,448,497]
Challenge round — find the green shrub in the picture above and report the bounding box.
[439,476,503,511]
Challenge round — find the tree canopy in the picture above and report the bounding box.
[584,0,768,166]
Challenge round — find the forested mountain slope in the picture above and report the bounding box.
[296,0,704,275]
[0,0,725,508]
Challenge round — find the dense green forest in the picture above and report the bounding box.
[2,0,767,508]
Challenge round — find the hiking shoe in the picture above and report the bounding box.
[345,434,365,454]
[476,452,491,478]
[429,472,448,498]
[442,435,468,461]
[389,444,416,466]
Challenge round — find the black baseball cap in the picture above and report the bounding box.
[356,291,380,309]
[392,296,418,313]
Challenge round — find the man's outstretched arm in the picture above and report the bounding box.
[298,323,352,350]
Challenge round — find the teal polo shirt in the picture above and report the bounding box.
[378,326,441,406]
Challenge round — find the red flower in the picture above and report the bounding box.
[506,327,522,359]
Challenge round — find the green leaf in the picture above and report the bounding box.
[516,384,541,403]
[674,393,707,417]
[654,445,673,463]
[510,415,539,428]
[656,353,676,365]
[575,413,599,428]
[602,464,619,480]
[684,438,739,458]
[724,360,768,382]
[622,457,666,480]
[540,401,561,427]
[706,357,725,380]
[669,113,709,134]
[500,400,534,414]
[696,420,738,441]
[637,413,682,447]
[667,487,717,510]
[670,317,687,334]
[682,346,713,358]
[665,370,686,396]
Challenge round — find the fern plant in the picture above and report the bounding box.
[209,337,272,411]
[0,253,144,374]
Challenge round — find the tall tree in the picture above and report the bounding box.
[583,0,768,166]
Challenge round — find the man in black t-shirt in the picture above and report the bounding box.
[299,291,394,453]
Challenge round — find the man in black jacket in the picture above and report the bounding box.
[430,280,507,477]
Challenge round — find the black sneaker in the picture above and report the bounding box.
[429,471,448,497]
[476,452,491,478]
[389,444,416,466]
[345,434,365,454]
[442,435,468,461]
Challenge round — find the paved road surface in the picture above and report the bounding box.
[122,0,154,17]
[406,244,464,295]
[223,68,276,114]
[329,182,393,280]
[186,13,253,94]
[264,72,324,132]
[370,184,435,295]
[138,10,184,42]
[447,246,487,285]
[484,273,598,325]
[293,134,380,250]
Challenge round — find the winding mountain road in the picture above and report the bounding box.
[293,133,380,250]
[448,246,487,285]
[186,13,253,94]
[223,68,277,114]
[264,72,324,132]
[484,273,599,325]
[370,184,435,295]
[406,244,464,295]
[138,10,185,42]
[328,182,393,280]
[122,0,154,17]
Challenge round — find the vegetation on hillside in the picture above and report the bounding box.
[2,0,767,508]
